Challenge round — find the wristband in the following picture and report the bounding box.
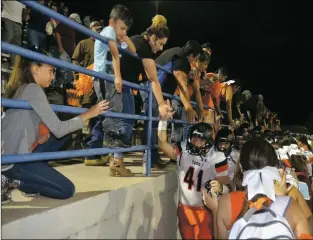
[221,185,230,194]
[158,120,168,131]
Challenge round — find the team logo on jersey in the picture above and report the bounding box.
[192,160,201,166]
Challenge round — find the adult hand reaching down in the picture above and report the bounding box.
[159,100,175,120]
[114,76,123,93]
[186,108,198,124]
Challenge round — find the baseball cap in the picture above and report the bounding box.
[69,13,82,24]
[242,90,252,99]
[90,21,101,28]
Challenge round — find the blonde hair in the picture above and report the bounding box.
[144,14,169,39]
[151,15,167,28]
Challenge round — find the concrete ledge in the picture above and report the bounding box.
[2,157,179,239]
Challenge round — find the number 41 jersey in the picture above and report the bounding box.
[175,141,228,206]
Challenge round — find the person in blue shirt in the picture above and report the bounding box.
[92,5,136,176]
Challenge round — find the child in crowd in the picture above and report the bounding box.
[93,5,136,176]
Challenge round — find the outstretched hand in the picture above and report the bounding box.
[159,100,175,120]
[274,169,293,196]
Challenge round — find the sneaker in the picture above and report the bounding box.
[1,175,12,204]
[84,155,110,166]
[22,192,38,197]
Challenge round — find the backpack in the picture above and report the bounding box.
[228,196,295,239]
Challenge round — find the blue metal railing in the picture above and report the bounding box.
[1,1,226,176]
[18,0,215,110]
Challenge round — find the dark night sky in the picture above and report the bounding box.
[64,1,313,125]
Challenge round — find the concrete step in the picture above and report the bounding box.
[1,157,178,239]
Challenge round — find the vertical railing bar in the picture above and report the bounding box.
[146,83,153,176]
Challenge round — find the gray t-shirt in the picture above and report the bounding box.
[1,1,25,24]
[2,83,84,156]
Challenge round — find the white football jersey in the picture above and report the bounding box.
[228,149,240,180]
[175,141,228,206]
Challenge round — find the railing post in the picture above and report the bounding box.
[214,109,216,126]
[146,82,153,176]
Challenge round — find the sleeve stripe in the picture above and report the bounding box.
[215,159,228,169]
[216,164,228,173]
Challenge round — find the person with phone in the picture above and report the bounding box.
[202,138,312,239]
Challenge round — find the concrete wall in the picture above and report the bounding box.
[2,172,179,239]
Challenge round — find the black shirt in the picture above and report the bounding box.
[242,94,260,124]
[120,35,155,85]
[155,47,191,95]
[28,10,49,33]
[232,91,242,120]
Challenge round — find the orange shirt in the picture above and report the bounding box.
[203,81,222,109]
[202,72,222,109]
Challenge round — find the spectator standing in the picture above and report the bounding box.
[1,0,25,68]
[63,6,69,17]
[55,13,79,85]
[45,4,59,56]
[93,5,136,176]
[71,21,109,166]
[119,15,173,170]
[26,0,49,50]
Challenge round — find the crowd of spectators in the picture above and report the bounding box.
[1,2,313,238]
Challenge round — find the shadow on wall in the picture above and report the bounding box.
[153,188,177,239]
[71,175,179,239]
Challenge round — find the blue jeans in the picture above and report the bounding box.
[26,28,46,50]
[86,115,123,159]
[140,82,160,166]
[119,87,136,144]
[3,135,75,199]
[171,99,191,143]
[87,116,104,159]
[102,81,123,138]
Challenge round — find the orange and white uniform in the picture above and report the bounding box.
[175,141,228,239]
